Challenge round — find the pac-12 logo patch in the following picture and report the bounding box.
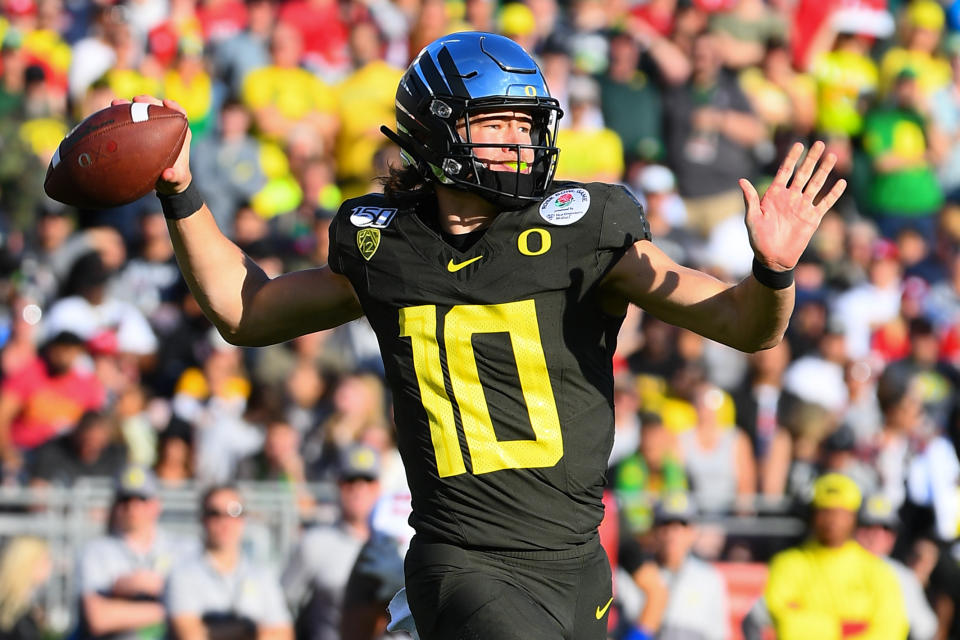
[539,188,590,226]
[350,206,397,228]
[357,229,381,261]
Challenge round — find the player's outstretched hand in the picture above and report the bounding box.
[110,95,193,195]
[739,141,846,272]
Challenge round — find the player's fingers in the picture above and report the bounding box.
[110,98,131,106]
[739,178,761,216]
[803,152,836,200]
[791,140,824,190]
[162,98,187,116]
[815,179,847,217]
[132,94,164,106]
[771,142,803,189]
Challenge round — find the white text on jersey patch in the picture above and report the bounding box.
[350,206,398,228]
[538,189,590,226]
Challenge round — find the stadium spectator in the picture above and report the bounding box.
[162,36,214,139]
[209,0,274,100]
[75,465,194,640]
[598,32,664,164]
[165,485,293,640]
[0,329,104,476]
[929,32,960,202]
[109,205,182,324]
[617,491,731,639]
[241,22,338,149]
[0,537,51,640]
[678,381,756,512]
[554,74,624,182]
[872,367,930,510]
[861,68,944,244]
[663,30,766,237]
[765,473,908,639]
[631,164,697,268]
[609,373,641,468]
[732,338,790,465]
[191,98,267,228]
[611,411,688,536]
[275,0,349,81]
[43,251,159,358]
[332,21,403,200]
[152,418,194,488]
[304,372,388,482]
[709,0,788,71]
[26,409,125,487]
[281,443,381,640]
[832,238,903,360]
[879,0,950,101]
[856,493,938,640]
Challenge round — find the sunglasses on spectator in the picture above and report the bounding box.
[202,502,245,519]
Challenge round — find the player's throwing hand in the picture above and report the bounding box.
[739,141,846,273]
[110,95,193,195]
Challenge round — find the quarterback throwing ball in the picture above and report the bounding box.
[128,32,844,640]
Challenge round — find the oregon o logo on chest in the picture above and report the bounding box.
[518,228,551,256]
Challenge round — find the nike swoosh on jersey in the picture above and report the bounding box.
[595,596,613,619]
[446,256,483,272]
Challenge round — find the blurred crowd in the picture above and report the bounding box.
[4,0,960,636]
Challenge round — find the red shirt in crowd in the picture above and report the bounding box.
[1,357,105,450]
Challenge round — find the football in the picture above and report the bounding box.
[44,102,188,209]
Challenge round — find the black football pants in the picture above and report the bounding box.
[403,536,612,640]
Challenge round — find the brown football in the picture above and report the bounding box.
[44,103,188,209]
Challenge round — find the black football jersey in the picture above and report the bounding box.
[328,181,650,551]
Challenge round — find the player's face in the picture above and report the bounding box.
[457,110,535,173]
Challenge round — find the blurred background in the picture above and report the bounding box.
[3,0,960,638]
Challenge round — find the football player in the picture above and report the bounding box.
[126,31,844,640]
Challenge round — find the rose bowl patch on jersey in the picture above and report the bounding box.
[539,188,590,225]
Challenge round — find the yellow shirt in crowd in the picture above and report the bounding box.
[555,126,624,183]
[242,66,337,128]
[334,60,404,197]
[811,50,879,137]
[880,48,951,99]
[765,540,908,640]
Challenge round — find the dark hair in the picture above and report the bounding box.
[378,163,431,206]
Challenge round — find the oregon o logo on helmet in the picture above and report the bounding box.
[518,228,551,256]
[524,85,537,97]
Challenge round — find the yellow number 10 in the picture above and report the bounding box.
[399,300,564,477]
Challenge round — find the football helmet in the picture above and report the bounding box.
[381,32,563,209]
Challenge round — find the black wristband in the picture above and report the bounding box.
[158,182,203,220]
[752,257,794,290]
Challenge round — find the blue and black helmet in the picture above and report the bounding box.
[381,32,563,209]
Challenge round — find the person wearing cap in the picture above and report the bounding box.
[631,164,698,269]
[765,473,908,640]
[281,444,382,640]
[857,493,938,640]
[880,0,951,100]
[616,491,730,640]
[75,464,195,640]
[166,485,292,640]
